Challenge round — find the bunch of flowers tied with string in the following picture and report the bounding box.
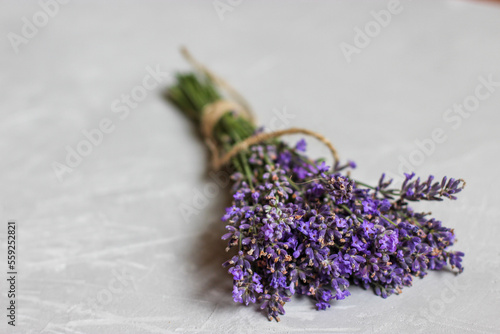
[166,48,465,321]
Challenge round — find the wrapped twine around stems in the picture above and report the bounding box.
[180,47,340,170]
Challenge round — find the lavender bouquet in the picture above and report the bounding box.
[166,51,465,321]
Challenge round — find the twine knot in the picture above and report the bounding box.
[181,47,339,170]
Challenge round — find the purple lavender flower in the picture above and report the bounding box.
[323,175,354,204]
[295,139,307,152]
[234,192,245,201]
[229,266,245,280]
[219,141,464,321]
[232,286,244,303]
[378,231,399,253]
[294,166,308,180]
[400,174,465,201]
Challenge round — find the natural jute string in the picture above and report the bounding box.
[180,47,339,170]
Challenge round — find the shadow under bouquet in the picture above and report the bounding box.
[166,50,465,321]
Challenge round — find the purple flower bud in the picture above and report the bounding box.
[295,139,307,152]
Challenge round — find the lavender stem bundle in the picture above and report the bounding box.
[166,51,465,321]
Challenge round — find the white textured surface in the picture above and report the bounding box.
[1,1,500,333]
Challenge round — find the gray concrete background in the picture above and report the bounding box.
[1,0,500,333]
